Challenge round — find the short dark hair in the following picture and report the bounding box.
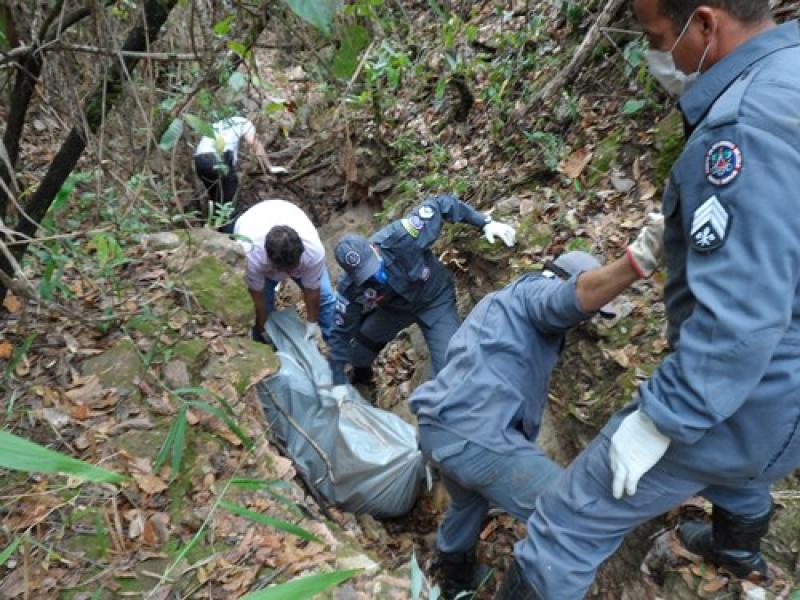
[265,225,304,271]
[658,0,772,30]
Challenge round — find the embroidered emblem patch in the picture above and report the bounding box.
[705,141,742,186]
[690,195,730,252]
[401,218,420,239]
[419,206,435,219]
[345,250,361,267]
[409,215,425,230]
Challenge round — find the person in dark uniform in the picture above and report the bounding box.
[327,194,516,386]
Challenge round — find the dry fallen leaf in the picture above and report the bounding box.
[42,407,70,429]
[132,473,169,495]
[701,577,728,593]
[0,340,12,359]
[71,404,91,420]
[560,147,593,179]
[3,293,22,313]
[65,375,104,404]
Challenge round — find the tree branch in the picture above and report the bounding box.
[0,0,180,301]
[526,0,627,110]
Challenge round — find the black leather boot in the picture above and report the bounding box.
[678,503,774,580]
[494,559,542,600]
[436,548,492,599]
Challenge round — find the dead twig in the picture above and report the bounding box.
[527,0,627,110]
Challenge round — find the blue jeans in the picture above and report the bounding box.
[419,425,563,554]
[514,434,774,600]
[264,268,336,340]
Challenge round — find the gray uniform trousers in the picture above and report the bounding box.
[420,425,563,554]
[515,435,773,600]
[350,303,461,376]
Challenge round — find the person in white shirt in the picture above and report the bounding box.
[193,116,269,232]
[234,199,335,343]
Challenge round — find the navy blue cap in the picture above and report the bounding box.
[335,234,381,285]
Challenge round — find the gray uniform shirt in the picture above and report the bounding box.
[605,22,800,485]
[410,273,590,454]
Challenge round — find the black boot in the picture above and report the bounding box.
[678,503,774,580]
[436,548,492,599]
[495,560,542,600]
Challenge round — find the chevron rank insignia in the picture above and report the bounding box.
[690,195,730,253]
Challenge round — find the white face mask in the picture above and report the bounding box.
[645,11,711,97]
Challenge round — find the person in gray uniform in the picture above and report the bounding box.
[498,3,800,599]
[327,194,516,386]
[409,215,664,598]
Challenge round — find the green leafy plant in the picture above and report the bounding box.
[154,388,253,478]
[220,501,320,542]
[333,24,371,79]
[3,332,37,385]
[0,430,126,483]
[239,569,362,600]
[158,117,184,151]
[42,171,92,233]
[184,114,216,139]
[206,200,236,229]
[285,0,341,34]
[525,131,564,172]
[0,536,22,567]
[622,99,647,115]
[566,237,592,252]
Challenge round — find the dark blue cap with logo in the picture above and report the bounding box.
[335,234,381,285]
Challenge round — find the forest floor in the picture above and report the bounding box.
[2,1,800,599]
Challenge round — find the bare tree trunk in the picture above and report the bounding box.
[0,4,106,221]
[526,0,626,111]
[0,0,179,301]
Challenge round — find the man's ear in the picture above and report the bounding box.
[695,6,717,37]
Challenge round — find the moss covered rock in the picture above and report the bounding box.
[180,255,252,328]
[202,337,279,397]
[80,339,146,402]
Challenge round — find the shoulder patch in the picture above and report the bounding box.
[335,295,350,314]
[690,195,730,253]
[401,217,422,238]
[705,141,742,186]
[418,206,435,219]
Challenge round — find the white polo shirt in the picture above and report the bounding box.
[234,199,326,290]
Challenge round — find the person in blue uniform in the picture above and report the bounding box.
[327,194,516,386]
[408,215,664,598]
[497,3,800,599]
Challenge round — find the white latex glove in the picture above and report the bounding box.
[626,213,665,278]
[483,220,517,247]
[609,408,671,499]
